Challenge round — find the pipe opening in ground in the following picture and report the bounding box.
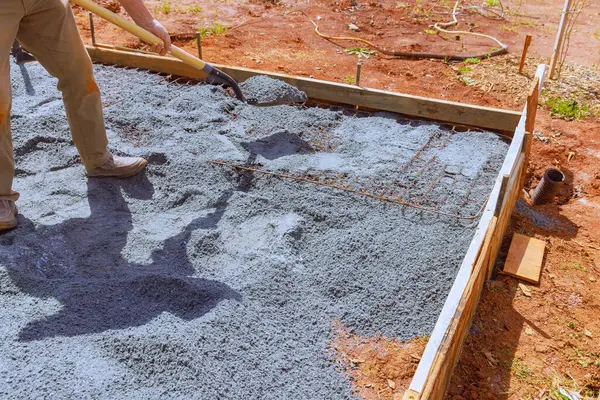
[546,168,565,183]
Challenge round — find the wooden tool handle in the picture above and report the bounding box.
[71,0,212,78]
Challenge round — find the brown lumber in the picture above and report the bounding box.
[502,233,545,284]
[519,34,533,74]
[525,78,540,134]
[85,45,522,132]
[522,77,540,188]
[407,217,498,400]
[406,65,545,400]
[489,151,526,278]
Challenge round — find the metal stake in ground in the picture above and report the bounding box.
[89,12,96,46]
[196,32,202,60]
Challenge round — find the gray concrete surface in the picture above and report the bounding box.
[0,62,508,399]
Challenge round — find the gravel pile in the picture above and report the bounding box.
[0,61,508,399]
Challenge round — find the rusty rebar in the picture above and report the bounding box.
[209,160,487,220]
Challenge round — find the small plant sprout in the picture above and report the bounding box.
[187,6,202,13]
[198,23,229,39]
[344,48,376,59]
[463,57,481,64]
[155,0,172,14]
[545,97,591,121]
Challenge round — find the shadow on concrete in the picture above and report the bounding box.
[5,174,240,341]
[241,131,314,160]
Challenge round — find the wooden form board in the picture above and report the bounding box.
[83,45,546,400]
[85,46,522,132]
[502,233,545,284]
[405,64,546,400]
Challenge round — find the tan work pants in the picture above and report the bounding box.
[0,0,111,201]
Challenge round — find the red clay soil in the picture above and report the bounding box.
[73,0,599,110]
[448,110,600,400]
[331,321,428,400]
[72,1,600,398]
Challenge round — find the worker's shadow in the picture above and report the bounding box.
[7,174,240,342]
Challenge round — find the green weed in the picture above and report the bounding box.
[485,0,500,6]
[341,75,356,85]
[500,25,518,33]
[424,29,437,35]
[198,23,229,38]
[545,97,591,121]
[187,6,202,13]
[463,57,481,64]
[550,389,575,400]
[155,0,172,14]
[510,358,533,381]
[457,66,472,74]
[344,47,376,58]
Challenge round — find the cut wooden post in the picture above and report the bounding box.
[549,0,574,79]
[525,78,540,136]
[355,59,362,87]
[518,34,532,74]
[502,233,545,284]
[520,131,532,189]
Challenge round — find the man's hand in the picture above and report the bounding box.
[140,19,171,55]
[118,0,171,55]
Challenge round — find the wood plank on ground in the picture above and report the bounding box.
[502,233,545,284]
[85,45,522,132]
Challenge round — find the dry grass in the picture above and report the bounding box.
[464,54,600,117]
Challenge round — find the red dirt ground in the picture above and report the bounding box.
[72,1,600,398]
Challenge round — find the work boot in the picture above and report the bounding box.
[0,200,18,232]
[86,154,148,178]
[11,41,36,65]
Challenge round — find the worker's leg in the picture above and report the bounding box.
[16,0,111,170]
[0,1,23,202]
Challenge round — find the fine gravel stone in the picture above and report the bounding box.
[241,75,308,104]
[0,61,509,399]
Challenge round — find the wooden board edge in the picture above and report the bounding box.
[407,64,547,400]
[419,216,498,399]
[499,270,540,285]
[85,45,522,132]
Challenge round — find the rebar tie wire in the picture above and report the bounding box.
[209,160,488,220]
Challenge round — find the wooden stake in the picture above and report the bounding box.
[518,34,532,74]
[549,0,573,79]
[355,59,362,86]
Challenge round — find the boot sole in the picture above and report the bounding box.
[0,219,17,232]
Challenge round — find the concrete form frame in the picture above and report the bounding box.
[84,45,545,400]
